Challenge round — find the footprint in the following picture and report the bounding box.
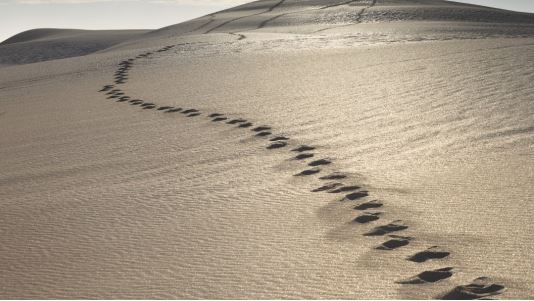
[143,105,156,109]
[157,106,173,111]
[227,119,246,124]
[292,145,315,152]
[187,113,201,117]
[354,200,382,210]
[308,159,332,167]
[319,172,347,180]
[181,109,198,114]
[130,100,143,105]
[99,85,114,92]
[141,103,155,107]
[344,191,369,201]
[295,153,314,160]
[408,246,450,263]
[213,117,228,122]
[166,108,182,113]
[209,113,223,117]
[267,141,287,149]
[239,122,253,128]
[329,185,361,193]
[364,220,408,236]
[376,235,413,250]
[441,277,505,300]
[312,182,343,192]
[118,96,130,102]
[270,136,289,141]
[294,168,321,176]
[353,212,382,224]
[253,126,271,132]
[256,131,271,137]
[397,267,453,284]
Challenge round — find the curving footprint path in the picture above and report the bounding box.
[97,44,506,300]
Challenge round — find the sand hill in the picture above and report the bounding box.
[0,0,533,299]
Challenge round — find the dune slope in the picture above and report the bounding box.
[0,0,533,299]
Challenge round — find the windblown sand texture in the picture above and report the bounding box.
[1,0,534,299]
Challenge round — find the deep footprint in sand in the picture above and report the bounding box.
[295,153,314,160]
[441,277,505,300]
[364,220,408,236]
[157,106,173,111]
[312,182,343,192]
[353,212,382,224]
[141,103,155,107]
[256,131,271,137]
[239,122,253,128]
[354,200,382,210]
[308,159,332,167]
[143,105,156,109]
[319,172,347,180]
[270,136,289,142]
[166,108,182,113]
[253,126,271,132]
[213,117,228,122]
[397,267,453,284]
[292,145,315,152]
[209,113,224,117]
[227,119,247,124]
[376,235,413,250]
[329,185,361,193]
[344,191,369,201]
[181,109,198,114]
[408,246,450,263]
[267,141,287,149]
[295,168,321,176]
[187,113,201,117]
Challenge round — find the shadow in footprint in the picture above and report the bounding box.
[182,109,198,114]
[354,200,382,210]
[408,247,450,263]
[353,212,382,224]
[397,267,453,284]
[344,191,369,201]
[292,145,315,152]
[187,113,201,117]
[312,182,343,192]
[364,220,407,236]
[270,136,289,142]
[295,153,314,160]
[309,159,332,167]
[253,126,271,132]
[239,122,253,128]
[376,235,413,250]
[295,168,321,176]
[227,119,246,124]
[267,141,287,149]
[441,277,505,300]
[166,108,182,113]
[213,117,227,122]
[320,172,347,180]
[256,131,271,137]
[158,106,173,111]
[143,105,156,109]
[329,185,361,193]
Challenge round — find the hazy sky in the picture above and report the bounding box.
[1,0,534,43]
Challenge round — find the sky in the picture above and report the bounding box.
[1,0,534,43]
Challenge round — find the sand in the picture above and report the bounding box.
[1,0,533,299]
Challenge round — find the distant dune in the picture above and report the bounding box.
[1,0,533,299]
[0,28,148,66]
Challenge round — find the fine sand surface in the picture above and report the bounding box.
[1,0,534,299]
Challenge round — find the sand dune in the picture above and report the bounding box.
[1,0,533,299]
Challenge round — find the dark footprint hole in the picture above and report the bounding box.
[441,277,505,300]
[329,185,361,193]
[319,172,347,180]
[239,122,253,128]
[166,108,182,113]
[256,131,271,137]
[267,142,287,149]
[353,212,382,224]
[292,145,315,152]
[270,136,289,142]
[213,117,228,122]
[398,267,453,284]
[140,103,155,107]
[187,113,201,117]
[294,168,321,176]
[143,105,156,109]
[408,247,450,263]
[344,191,369,201]
[311,182,343,192]
[253,126,271,132]
[376,236,412,250]
[354,200,382,210]
[158,106,173,111]
[209,113,223,117]
[364,220,408,236]
[308,159,332,167]
[295,153,314,160]
[181,109,198,114]
[227,119,246,124]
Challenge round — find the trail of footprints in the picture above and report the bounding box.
[97,45,506,300]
